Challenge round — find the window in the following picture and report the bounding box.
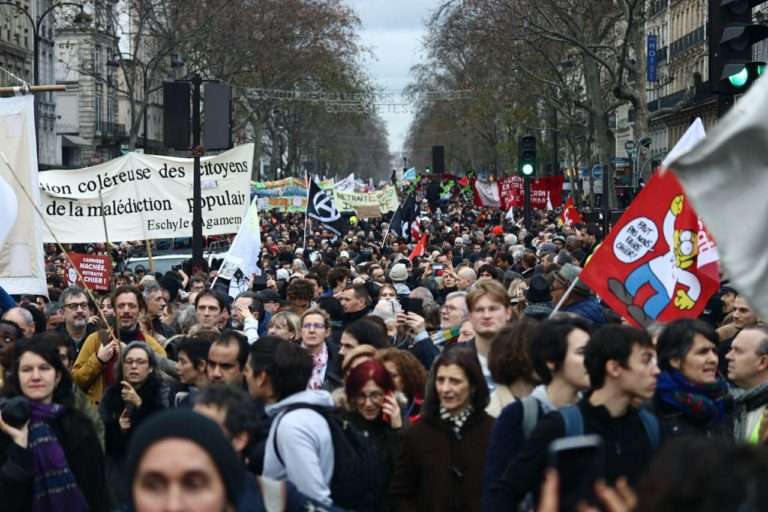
[95,94,102,132]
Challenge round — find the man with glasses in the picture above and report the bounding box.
[58,286,98,354]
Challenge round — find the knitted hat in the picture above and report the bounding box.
[124,409,244,507]
[389,263,408,283]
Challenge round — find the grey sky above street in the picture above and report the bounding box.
[346,0,437,162]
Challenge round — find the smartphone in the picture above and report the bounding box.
[381,392,392,424]
[400,297,424,317]
[548,435,605,511]
[432,264,444,271]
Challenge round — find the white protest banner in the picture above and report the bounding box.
[38,144,253,243]
[333,186,398,215]
[0,96,47,295]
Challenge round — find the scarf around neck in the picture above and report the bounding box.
[657,370,730,426]
[28,402,89,512]
[440,404,474,439]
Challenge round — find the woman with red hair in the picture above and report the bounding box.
[344,359,403,512]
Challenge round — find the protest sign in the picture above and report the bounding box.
[498,176,564,210]
[67,253,112,291]
[37,144,253,243]
[333,186,398,215]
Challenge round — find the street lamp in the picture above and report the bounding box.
[0,2,89,159]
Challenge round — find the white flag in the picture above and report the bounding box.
[334,173,355,192]
[0,96,47,295]
[669,75,768,320]
[505,206,515,221]
[218,196,262,297]
[0,175,17,249]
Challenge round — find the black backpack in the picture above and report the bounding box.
[272,403,381,510]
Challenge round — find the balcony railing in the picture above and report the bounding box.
[669,26,705,60]
[97,121,126,138]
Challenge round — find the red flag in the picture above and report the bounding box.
[560,196,583,226]
[580,171,720,327]
[408,232,428,261]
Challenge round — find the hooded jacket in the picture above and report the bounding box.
[263,390,336,506]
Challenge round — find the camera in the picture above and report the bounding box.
[0,396,31,429]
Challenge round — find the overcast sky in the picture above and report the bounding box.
[345,0,436,161]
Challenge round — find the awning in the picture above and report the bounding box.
[62,135,91,147]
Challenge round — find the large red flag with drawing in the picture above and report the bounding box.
[580,171,720,327]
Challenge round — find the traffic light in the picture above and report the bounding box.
[518,135,536,176]
[709,0,768,96]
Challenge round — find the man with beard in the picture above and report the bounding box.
[57,286,98,354]
[72,285,167,406]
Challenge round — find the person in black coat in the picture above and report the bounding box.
[101,341,170,462]
[343,359,404,512]
[0,337,110,511]
[653,319,734,440]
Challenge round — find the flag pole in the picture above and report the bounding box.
[0,151,117,341]
[550,276,581,317]
[303,171,310,251]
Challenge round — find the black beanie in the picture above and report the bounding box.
[124,409,244,507]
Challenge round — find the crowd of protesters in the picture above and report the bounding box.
[1,193,768,512]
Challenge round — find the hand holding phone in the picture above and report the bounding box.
[381,392,402,429]
[548,435,605,511]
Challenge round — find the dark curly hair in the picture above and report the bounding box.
[376,348,428,401]
[488,318,540,387]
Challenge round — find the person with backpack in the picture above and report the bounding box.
[487,324,662,511]
[483,317,592,511]
[258,340,336,506]
[252,337,380,510]
[389,345,494,512]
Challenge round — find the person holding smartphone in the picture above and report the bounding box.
[343,359,403,512]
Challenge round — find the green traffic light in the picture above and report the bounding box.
[522,163,534,176]
[728,66,749,88]
[758,64,765,76]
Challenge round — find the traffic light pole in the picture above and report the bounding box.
[191,73,204,268]
[524,176,532,230]
[602,163,610,239]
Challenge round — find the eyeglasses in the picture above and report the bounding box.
[63,302,89,311]
[302,322,326,330]
[124,359,149,367]
[355,391,384,404]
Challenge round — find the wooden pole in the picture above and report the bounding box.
[0,84,65,95]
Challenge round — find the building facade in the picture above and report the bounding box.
[55,1,122,167]
[0,0,60,168]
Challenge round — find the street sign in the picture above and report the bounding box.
[592,164,603,179]
[624,140,636,154]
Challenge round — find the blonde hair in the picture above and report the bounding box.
[300,307,331,330]
[269,311,301,340]
[466,279,509,311]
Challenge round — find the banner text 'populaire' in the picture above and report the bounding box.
[38,144,253,243]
